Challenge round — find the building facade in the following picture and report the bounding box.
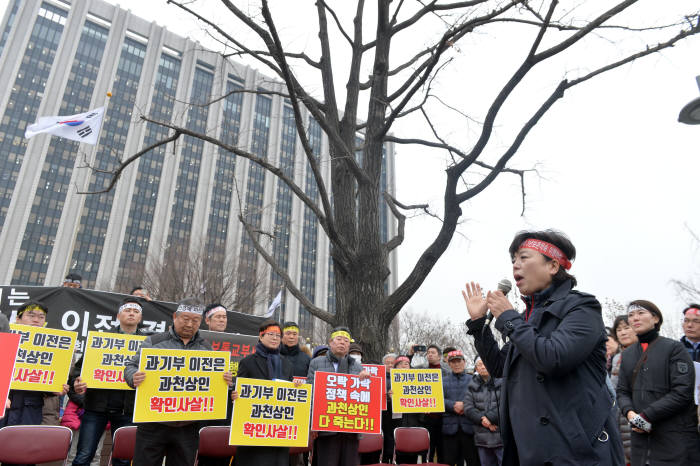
[0,0,398,337]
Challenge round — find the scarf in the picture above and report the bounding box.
[327,351,350,374]
[638,328,659,352]
[255,341,282,380]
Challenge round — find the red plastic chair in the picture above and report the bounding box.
[108,425,137,465]
[394,426,448,466]
[0,425,72,465]
[195,426,237,465]
[359,432,388,465]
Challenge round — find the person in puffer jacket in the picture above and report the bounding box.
[464,357,503,466]
[610,315,637,465]
[442,350,481,466]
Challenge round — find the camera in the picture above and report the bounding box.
[412,344,427,352]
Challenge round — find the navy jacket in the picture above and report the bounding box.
[280,344,311,377]
[467,279,623,466]
[442,370,474,435]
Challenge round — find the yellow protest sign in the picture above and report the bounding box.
[391,369,445,413]
[10,323,77,392]
[133,348,230,422]
[80,331,147,390]
[230,377,311,447]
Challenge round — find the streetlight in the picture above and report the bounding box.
[678,76,700,125]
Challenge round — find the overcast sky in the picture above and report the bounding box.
[6,0,699,334]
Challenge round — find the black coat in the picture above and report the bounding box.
[468,279,624,466]
[280,343,311,377]
[464,374,503,448]
[616,336,697,466]
[234,349,294,466]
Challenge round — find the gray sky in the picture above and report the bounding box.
[7,0,700,334]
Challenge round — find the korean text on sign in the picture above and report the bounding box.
[133,348,230,422]
[10,324,77,392]
[362,364,387,410]
[80,331,147,390]
[311,371,382,434]
[391,369,445,413]
[200,330,257,377]
[230,378,311,447]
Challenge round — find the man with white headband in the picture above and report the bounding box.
[204,303,227,332]
[70,296,145,466]
[125,297,233,466]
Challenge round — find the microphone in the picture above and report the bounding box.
[484,278,513,326]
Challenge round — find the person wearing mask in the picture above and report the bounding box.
[280,321,311,377]
[617,300,697,466]
[465,357,503,466]
[464,229,623,465]
[232,319,295,465]
[124,298,233,466]
[204,303,228,332]
[70,297,146,466]
[306,327,369,466]
[1,301,70,431]
[610,315,638,465]
[441,350,480,466]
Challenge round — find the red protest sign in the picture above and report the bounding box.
[1,333,21,417]
[311,371,382,434]
[362,364,387,410]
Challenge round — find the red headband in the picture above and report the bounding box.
[684,308,700,317]
[260,326,281,337]
[519,239,572,270]
[394,356,410,366]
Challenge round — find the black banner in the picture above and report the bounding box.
[0,286,264,353]
[199,330,258,377]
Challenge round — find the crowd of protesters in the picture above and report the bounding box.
[2,229,700,466]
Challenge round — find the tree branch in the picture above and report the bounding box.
[77,131,181,195]
[319,0,354,47]
[239,214,336,324]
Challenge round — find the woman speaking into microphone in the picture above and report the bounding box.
[463,230,623,466]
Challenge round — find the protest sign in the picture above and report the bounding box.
[311,371,382,434]
[391,369,444,413]
[362,364,387,410]
[80,331,147,389]
[230,378,311,447]
[1,333,21,414]
[10,323,76,392]
[133,348,230,422]
[200,330,257,377]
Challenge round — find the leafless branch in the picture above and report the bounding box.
[77,131,180,195]
[239,213,336,323]
[319,0,354,46]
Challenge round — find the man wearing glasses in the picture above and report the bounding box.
[124,298,233,466]
[1,301,70,427]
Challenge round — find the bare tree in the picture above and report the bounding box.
[90,0,699,361]
[398,309,478,364]
[118,241,268,310]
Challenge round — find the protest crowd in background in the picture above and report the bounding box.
[1,230,700,466]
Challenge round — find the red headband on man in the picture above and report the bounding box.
[684,308,700,317]
[519,239,572,270]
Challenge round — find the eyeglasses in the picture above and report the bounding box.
[263,333,281,339]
